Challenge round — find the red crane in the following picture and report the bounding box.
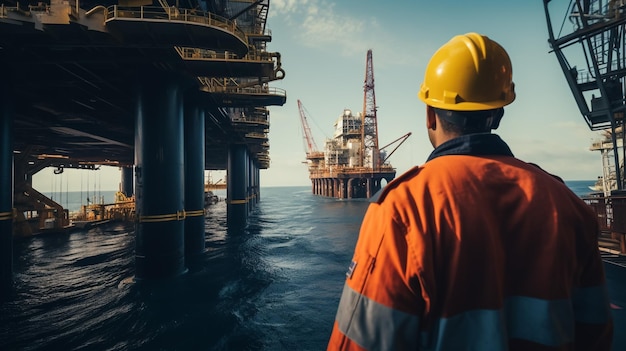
[297,99,320,155]
[361,49,381,170]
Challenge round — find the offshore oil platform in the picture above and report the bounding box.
[0,0,286,295]
[298,50,410,199]
[545,0,626,254]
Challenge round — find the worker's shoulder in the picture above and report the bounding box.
[370,166,424,204]
[525,162,565,184]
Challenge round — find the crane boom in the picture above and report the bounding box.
[380,132,412,164]
[297,99,320,154]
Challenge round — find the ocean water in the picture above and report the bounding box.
[0,186,368,350]
[0,181,609,350]
[564,179,598,198]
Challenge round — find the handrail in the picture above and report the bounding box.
[0,3,22,18]
[200,82,286,97]
[105,5,248,45]
[309,165,396,178]
[245,132,268,139]
[85,5,107,17]
[175,46,275,63]
[231,117,269,125]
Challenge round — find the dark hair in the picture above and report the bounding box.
[434,108,503,134]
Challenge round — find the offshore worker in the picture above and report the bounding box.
[327,33,613,350]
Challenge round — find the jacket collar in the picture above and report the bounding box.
[426,133,514,162]
[371,133,515,203]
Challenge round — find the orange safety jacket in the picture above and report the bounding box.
[327,133,613,350]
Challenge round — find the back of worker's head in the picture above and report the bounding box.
[418,32,515,134]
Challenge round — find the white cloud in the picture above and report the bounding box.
[270,0,373,56]
[299,2,368,55]
[270,0,309,15]
[270,0,430,68]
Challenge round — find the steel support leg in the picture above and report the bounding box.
[347,179,353,199]
[228,144,247,227]
[249,157,256,209]
[254,165,261,205]
[120,166,133,197]
[134,73,186,280]
[184,102,205,259]
[246,157,251,212]
[0,80,13,300]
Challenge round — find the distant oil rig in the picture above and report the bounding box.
[298,50,410,199]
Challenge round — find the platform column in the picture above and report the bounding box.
[249,158,257,207]
[338,179,345,198]
[373,178,381,193]
[184,102,206,259]
[246,152,251,214]
[134,73,186,280]
[254,165,261,205]
[366,178,372,198]
[120,166,133,197]
[254,160,258,206]
[228,144,248,227]
[0,80,13,300]
[347,178,354,199]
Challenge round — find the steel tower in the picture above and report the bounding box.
[545,0,626,190]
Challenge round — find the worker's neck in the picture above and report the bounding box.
[431,131,461,148]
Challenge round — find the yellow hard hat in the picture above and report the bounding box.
[418,32,515,111]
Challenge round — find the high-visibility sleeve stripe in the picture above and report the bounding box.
[427,309,508,350]
[505,296,574,346]
[572,285,612,324]
[335,283,420,350]
[335,284,610,350]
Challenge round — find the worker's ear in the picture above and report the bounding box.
[426,105,437,130]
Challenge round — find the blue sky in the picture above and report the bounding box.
[262,0,602,187]
[34,0,602,191]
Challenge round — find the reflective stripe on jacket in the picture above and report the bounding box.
[327,133,613,350]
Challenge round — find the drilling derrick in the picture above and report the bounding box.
[361,49,381,170]
[545,0,626,192]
